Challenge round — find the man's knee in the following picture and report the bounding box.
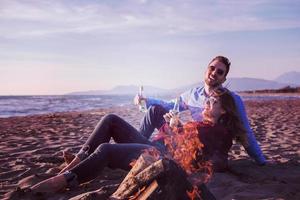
[101,113,120,123]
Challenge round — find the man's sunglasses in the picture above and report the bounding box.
[209,66,225,76]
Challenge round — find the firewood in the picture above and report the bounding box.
[135,180,158,200]
[111,159,165,199]
[121,153,159,184]
[111,153,216,200]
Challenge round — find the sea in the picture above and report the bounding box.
[0,95,134,118]
[0,94,299,118]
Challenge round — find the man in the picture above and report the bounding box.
[134,56,266,165]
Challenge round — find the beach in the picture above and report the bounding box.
[0,99,299,199]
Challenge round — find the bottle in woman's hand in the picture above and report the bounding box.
[169,97,180,128]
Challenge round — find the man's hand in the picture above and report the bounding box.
[133,94,146,105]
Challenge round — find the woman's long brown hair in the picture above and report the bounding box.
[211,88,248,145]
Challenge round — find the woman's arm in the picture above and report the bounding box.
[231,93,266,165]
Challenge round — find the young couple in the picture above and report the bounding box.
[29,56,266,193]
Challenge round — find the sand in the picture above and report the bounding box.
[0,100,299,200]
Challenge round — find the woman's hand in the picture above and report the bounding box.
[163,112,173,123]
[164,111,181,128]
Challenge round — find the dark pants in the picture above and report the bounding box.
[70,105,167,183]
[139,104,168,139]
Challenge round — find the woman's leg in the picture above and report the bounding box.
[60,114,151,173]
[32,143,153,193]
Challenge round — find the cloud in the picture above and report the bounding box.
[0,0,299,39]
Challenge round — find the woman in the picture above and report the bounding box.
[197,87,246,171]
[29,88,245,193]
[156,88,245,172]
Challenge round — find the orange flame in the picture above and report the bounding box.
[160,122,212,179]
[186,186,202,200]
[128,122,213,200]
[159,122,213,199]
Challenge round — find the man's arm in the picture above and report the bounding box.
[232,93,266,165]
[134,94,174,110]
[145,97,187,112]
[145,97,174,111]
[133,88,192,112]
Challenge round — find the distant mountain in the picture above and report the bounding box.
[68,85,171,95]
[67,89,107,95]
[225,77,289,91]
[274,71,300,85]
[67,72,298,95]
[170,82,203,94]
[171,77,291,92]
[108,85,170,95]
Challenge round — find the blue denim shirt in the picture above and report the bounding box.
[146,86,266,165]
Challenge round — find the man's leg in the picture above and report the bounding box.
[33,143,153,193]
[77,113,152,159]
[139,105,168,139]
[60,114,152,173]
[70,143,153,184]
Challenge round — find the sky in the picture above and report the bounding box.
[0,0,300,95]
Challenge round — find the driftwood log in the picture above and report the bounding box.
[110,153,216,200]
[111,154,163,199]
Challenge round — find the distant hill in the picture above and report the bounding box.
[68,89,107,95]
[68,85,171,96]
[180,78,291,92]
[225,77,289,91]
[275,71,300,85]
[67,72,299,95]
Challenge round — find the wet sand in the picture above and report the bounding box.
[0,100,299,199]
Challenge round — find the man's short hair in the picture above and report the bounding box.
[210,56,231,76]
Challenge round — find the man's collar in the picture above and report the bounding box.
[198,86,209,97]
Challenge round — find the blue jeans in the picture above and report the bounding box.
[139,104,168,139]
[70,114,153,183]
[70,107,166,184]
[70,106,166,183]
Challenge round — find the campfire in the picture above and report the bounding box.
[110,122,214,200]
